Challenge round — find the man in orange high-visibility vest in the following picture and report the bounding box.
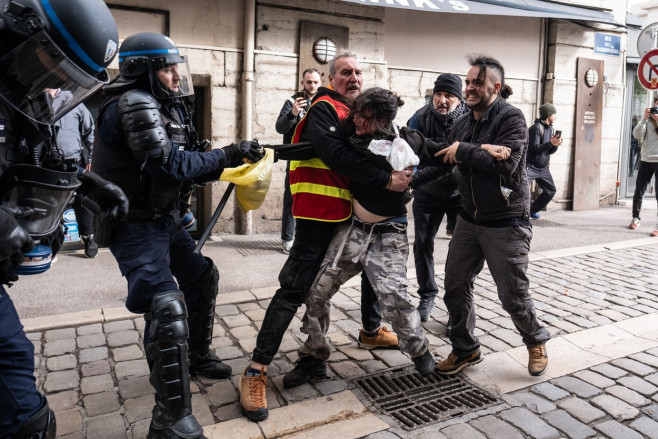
[240,53,413,422]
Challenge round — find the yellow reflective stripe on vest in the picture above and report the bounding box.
[289,158,330,171]
[289,182,351,200]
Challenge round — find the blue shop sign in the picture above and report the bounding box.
[594,33,620,56]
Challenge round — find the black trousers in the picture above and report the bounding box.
[412,197,459,299]
[632,161,658,220]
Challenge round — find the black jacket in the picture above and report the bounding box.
[346,126,446,217]
[408,104,461,205]
[447,98,530,223]
[526,118,557,169]
[275,95,309,144]
[300,87,390,190]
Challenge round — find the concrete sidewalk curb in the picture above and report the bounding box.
[204,390,389,439]
[22,238,658,334]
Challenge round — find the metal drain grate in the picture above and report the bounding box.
[231,239,282,256]
[352,366,500,430]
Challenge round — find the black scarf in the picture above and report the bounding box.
[348,131,391,155]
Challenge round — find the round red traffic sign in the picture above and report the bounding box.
[638,49,658,90]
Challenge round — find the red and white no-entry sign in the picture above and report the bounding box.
[638,49,658,90]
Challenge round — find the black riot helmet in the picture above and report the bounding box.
[109,32,194,99]
[0,0,119,124]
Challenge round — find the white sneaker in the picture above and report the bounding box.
[629,218,640,230]
[281,240,293,254]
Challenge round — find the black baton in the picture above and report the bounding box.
[194,182,235,254]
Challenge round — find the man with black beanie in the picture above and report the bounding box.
[407,73,467,322]
[527,103,562,219]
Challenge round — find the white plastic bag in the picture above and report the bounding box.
[367,123,419,171]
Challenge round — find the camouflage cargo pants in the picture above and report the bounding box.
[299,217,428,360]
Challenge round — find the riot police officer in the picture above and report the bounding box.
[0,0,127,437]
[92,32,263,438]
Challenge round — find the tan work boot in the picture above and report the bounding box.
[240,367,268,422]
[358,326,399,349]
[528,344,548,376]
[435,349,482,376]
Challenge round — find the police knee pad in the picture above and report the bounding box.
[198,257,219,300]
[12,398,56,439]
[147,290,189,344]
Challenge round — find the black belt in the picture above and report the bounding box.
[352,217,407,235]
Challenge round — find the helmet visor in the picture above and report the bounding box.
[0,30,109,124]
[149,56,194,99]
[0,165,81,239]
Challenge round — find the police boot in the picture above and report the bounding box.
[145,291,204,439]
[12,397,56,438]
[184,258,231,380]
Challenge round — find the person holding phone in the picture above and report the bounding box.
[629,96,658,236]
[275,68,321,254]
[526,103,562,219]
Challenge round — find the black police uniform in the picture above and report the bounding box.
[0,101,55,437]
[93,89,239,437]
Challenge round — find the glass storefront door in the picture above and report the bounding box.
[621,65,655,199]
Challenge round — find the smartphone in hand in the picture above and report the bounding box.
[295,90,307,100]
[554,130,562,138]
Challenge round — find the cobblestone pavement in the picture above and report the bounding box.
[25,241,658,438]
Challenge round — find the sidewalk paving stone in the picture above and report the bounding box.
[594,420,644,439]
[542,409,596,439]
[618,375,658,395]
[80,373,115,395]
[629,416,658,439]
[77,333,106,349]
[605,385,651,407]
[85,412,127,438]
[590,394,640,420]
[111,344,143,362]
[556,397,606,423]
[83,390,120,417]
[118,375,152,400]
[46,354,77,371]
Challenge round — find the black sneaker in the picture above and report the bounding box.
[412,349,436,376]
[436,349,482,376]
[81,235,98,258]
[417,296,435,322]
[282,355,327,388]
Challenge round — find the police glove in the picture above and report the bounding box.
[0,206,34,264]
[222,140,265,167]
[77,171,129,221]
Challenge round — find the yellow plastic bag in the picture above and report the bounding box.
[219,148,274,211]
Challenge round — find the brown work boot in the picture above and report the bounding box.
[435,349,482,376]
[240,367,268,422]
[528,344,548,376]
[358,326,399,350]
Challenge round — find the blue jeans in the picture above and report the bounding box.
[0,288,44,435]
[281,163,295,242]
[443,216,550,355]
